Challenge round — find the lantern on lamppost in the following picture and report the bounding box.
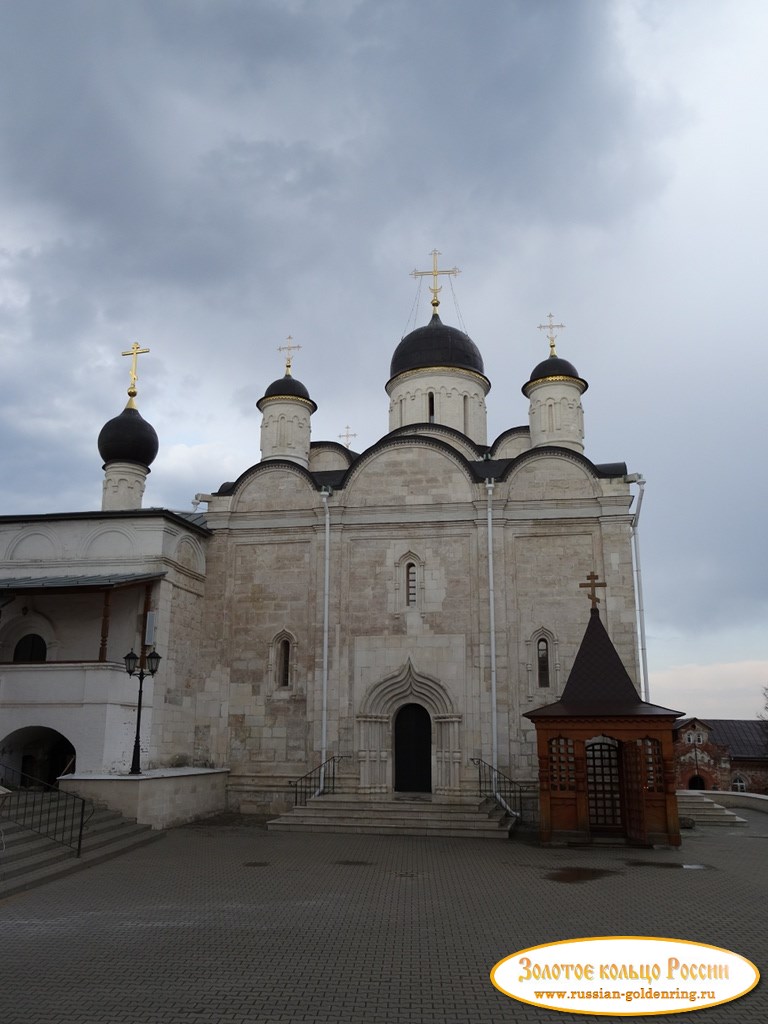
[123,648,162,775]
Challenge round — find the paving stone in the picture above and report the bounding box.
[1,811,766,1022]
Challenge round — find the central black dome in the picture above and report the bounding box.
[390,313,485,379]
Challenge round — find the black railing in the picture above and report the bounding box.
[289,755,348,807]
[471,757,532,824]
[0,763,90,857]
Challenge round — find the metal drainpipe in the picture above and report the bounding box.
[486,479,498,773]
[627,474,649,701]
[320,488,331,791]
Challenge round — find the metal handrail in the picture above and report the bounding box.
[471,757,531,824]
[0,762,90,857]
[289,755,348,807]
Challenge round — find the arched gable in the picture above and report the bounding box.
[490,427,530,460]
[230,462,319,513]
[173,536,205,574]
[81,526,135,559]
[6,528,61,561]
[502,449,600,502]
[343,437,475,507]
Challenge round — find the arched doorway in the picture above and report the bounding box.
[688,774,706,790]
[0,727,76,786]
[586,736,622,833]
[394,703,431,793]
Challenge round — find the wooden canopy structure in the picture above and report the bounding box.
[525,605,682,847]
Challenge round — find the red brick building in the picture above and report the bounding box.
[673,718,768,793]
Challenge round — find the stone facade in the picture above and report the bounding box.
[0,308,645,819]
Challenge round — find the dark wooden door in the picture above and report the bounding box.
[586,739,622,833]
[394,703,431,792]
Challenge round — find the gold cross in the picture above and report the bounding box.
[579,572,607,609]
[277,335,302,374]
[537,312,565,356]
[411,249,460,313]
[121,342,150,398]
[338,425,357,448]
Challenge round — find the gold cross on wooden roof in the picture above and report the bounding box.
[121,342,150,399]
[338,425,357,448]
[579,571,607,609]
[411,249,460,314]
[277,336,302,375]
[537,312,565,356]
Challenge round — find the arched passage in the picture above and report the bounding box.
[394,703,431,793]
[688,774,706,790]
[0,726,76,786]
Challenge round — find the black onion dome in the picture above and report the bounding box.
[523,353,588,395]
[98,406,159,468]
[258,374,317,411]
[390,313,485,379]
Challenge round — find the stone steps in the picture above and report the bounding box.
[0,806,165,899]
[676,792,748,827]
[267,794,516,839]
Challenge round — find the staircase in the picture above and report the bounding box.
[0,806,165,899]
[267,793,517,839]
[676,792,748,828]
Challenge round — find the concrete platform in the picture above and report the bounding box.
[1,808,766,1023]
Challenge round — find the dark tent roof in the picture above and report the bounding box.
[526,608,682,719]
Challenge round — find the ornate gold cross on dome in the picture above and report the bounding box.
[579,571,607,609]
[277,336,302,374]
[338,425,357,449]
[411,249,460,313]
[537,312,565,356]
[121,342,150,395]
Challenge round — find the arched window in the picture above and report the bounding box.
[428,392,435,423]
[732,775,747,792]
[537,638,550,688]
[13,634,47,663]
[278,638,291,687]
[406,562,417,607]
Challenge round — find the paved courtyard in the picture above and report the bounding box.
[1,812,766,1023]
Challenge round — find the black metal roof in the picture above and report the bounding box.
[706,720,768,759]
[258,373,316,411]
[98,406,159,468]
[389,313,486,380]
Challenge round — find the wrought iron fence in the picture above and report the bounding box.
[0,762,89,857]
[289,755,348,807]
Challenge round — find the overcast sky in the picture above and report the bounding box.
[1,0,765,719]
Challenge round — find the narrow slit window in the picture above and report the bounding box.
[279,638,290,687]
[406,563,417,607]
[537,638,550,687]
[428,392,435,423]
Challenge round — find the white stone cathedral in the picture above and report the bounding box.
[0,276,643,824]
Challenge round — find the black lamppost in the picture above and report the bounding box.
[124,648,162,775]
